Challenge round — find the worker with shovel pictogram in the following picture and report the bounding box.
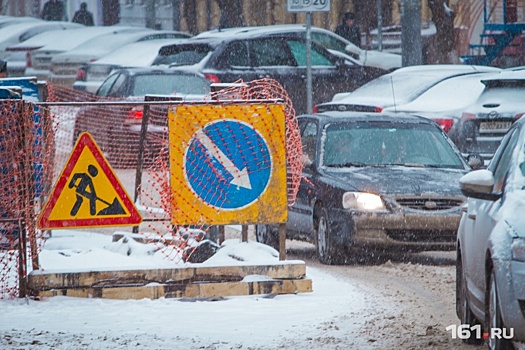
[68,164,126,216]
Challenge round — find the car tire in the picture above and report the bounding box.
[314,206,342,265]
[255,224,278,250]
[456,253,483,345]
[487,269,512,350]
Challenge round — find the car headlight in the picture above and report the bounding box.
[342,192,385,210]
[511,238,525,262]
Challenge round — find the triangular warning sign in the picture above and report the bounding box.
[37,132,142,230]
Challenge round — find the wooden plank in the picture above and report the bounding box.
[34,279,312,300]
[28,262,307,290]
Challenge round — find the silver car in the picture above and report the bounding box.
[456,116,525,349]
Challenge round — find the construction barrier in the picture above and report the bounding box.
[0,79,305,299]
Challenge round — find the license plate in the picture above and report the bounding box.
[479,121,511,132]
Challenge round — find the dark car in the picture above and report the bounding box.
[456,116,525,349]
[151,31,386,114]
[256,112,474,264]
[451,69,525,164]
[73,67,210,166]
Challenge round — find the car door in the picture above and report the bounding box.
[287,118,319,235]
[211,40,259,84]
[464,127,521,311]
[285,38,367,111]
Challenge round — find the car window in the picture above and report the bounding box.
[301,121,318,166]
[488,127,520,193]
[153,44,213,66]
[107,73,127,97]
[222,41,249,67]
[97,73,120,96]
[251,39,296,66]
[311,32,348,53]
[288,39,333,66]
[131,74,210,96]
[322,122,464,168]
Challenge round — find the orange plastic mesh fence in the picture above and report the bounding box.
[0,79,303,298]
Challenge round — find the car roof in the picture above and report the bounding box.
[111,66,206,77]
[300,111,439,125]
[93,39,186,66]
[195,24,331,38]
[480,69,525,83]
[28,26,146,52]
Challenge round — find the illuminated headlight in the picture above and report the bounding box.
[511,238,525,262]
[342,192,385,210]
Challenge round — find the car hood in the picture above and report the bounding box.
[323,166,467,196]
[360,49,401,70]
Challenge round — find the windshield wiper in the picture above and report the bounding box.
[326,162,368,168]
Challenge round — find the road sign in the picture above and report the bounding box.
[168,103,288,225]
[37,132,142,229]
[287,0,330,12]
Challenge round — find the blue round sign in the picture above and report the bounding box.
[184,120,272,210]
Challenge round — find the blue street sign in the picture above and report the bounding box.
[184,120,272,210]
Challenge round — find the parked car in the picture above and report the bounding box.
[195,24,402,71]
[72,39,187,93]
[0,20,83,58]
[0,16,42,30]
[151,32,386,114]
[316,65,501,114]
[6,26,141,78]
[367,21,437,54]
[381,71,502,134]
[256,111,476,264]
[456,116,525,349]
[49,30,192,86]
[73,67,210,166]
[452,69,525,163]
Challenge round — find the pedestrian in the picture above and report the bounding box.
[72,2,94,26]
[0,60,6,78]
[41,0,65,21]
[335,12,362,48]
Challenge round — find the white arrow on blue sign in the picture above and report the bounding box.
[184,120,272,210]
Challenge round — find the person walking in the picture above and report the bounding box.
[335,12,362,48]
[41,0,65,21]
[72,2,95,26]
[0,60,6,78]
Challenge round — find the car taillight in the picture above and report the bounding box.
[204,74,221,84]
[374,106,383,113]
[515,113,524,120]
[26,51,32,68]
[432,118,454,133]
[312,105,318,113]
[75,67,86,81]
[126,106,143,123]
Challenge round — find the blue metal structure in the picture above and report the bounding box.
[462,0,525,66]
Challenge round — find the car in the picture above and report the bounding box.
[195,24,402,71]
[453,69,525,163]
[381,71,502,135]
[315,64,502,114]
[73,67,211,166]
[151,31,386,115]
[49,29,192,87]
[456,116,525,349]
[22,26,149,82]
[367,21,437,54]
[256,111,477,264]
[0,20,84,58]
[72,39,188,93]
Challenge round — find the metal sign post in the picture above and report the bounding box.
[287,0,331,114]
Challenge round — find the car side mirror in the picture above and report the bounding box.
[459,169,501,201]
[466,153,484,170]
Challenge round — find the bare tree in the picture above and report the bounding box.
[425,0,456,63]
[216,0,245,28]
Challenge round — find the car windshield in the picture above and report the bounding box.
[153,44,213,66]
[322,122,464,168]
[131,74,210,96]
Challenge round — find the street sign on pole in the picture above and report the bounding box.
[286,0,330,13]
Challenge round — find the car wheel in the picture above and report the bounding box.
[456,254,483,344]
[487,269,512,350]
[255,224,278,250]
[314,206,342,265]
